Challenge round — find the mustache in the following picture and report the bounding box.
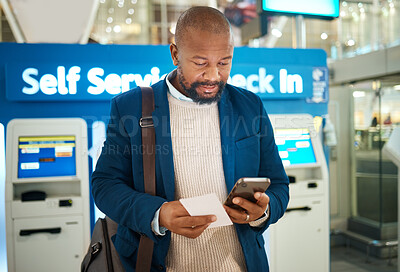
[192,80,224,87]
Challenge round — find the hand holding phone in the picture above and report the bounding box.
[224,177,271,210]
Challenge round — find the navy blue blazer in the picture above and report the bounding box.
[92,78,289,272]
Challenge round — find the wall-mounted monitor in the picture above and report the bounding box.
[274,128,317,166]
[261,0,339,19]
[18,136,76,178]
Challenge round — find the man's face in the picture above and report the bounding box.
[170,29,234,104]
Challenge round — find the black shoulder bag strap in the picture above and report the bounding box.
[136,86,156,272]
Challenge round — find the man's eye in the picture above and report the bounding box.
[194,62,206,66]
[219,62,229,66]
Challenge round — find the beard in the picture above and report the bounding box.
[177,67,226,105]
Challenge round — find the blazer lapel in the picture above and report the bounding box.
[218,89,235,192]
[152,80,175,201]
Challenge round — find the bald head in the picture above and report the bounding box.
[175,6,232,48]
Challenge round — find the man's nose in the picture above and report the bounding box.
[203,66,220,82]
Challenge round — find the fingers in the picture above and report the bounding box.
[232,197,263,217]
[179,223,211,239]
[175,215,217,229]
[224,193,270,224]
[233,193,269,212]
[171,215,216,239]
[254,192,270,208]
[159,200,217,239]
[224,205,249,224]
[159,201,190,229]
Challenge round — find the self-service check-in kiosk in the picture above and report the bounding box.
[5,118,90,272]
[265,114,330,272]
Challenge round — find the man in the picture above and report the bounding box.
[92,6,289,272]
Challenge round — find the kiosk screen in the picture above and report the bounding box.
[18,136,76,178]
[275,128,317,166]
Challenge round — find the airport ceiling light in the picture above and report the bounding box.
[1,0,99,43]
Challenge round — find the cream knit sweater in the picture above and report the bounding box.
[165,92,247,272]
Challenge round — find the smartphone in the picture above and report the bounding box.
[224,177,271,210]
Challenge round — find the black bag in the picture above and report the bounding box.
[81,217,124,272]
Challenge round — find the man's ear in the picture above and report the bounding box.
[170,43,179,66]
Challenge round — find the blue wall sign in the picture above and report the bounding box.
[2,43,328,108]
[6,64,316,101]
